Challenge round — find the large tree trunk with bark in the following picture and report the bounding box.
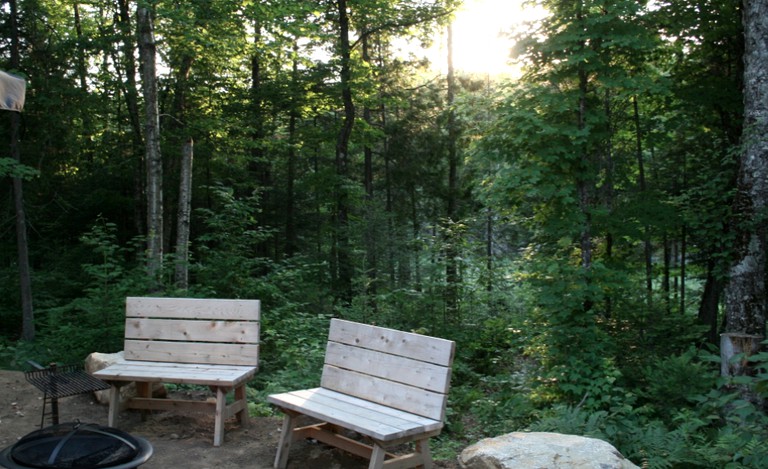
[721,0,767,390]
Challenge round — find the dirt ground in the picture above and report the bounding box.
[0,370,461,468]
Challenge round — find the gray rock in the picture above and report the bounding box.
[459,432,639,469]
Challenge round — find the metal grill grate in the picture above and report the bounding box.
[24,362,110,427]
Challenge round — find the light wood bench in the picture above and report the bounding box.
[93,297,260,446]
[268,318,455,469]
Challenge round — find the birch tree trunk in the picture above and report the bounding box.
[138,6,163,284]
[175,138,193,289]
[721,0,768,384]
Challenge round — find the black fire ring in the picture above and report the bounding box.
[0,422,153,469]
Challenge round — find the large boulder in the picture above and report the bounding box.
[85,352,166,404]
[459,432,640,469]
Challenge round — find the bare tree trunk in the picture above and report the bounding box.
[444,22,460,324]
[721,0,768,397]
[334,0,354,303]
[138,5,163,285]
[576,47,593,313]
[633,96,653,307]
[698,260,723,345]
[116,0,145,236]
[8,0,33,341]
[11,115,33,341]
[362,35,378,310]
[174,138,193,289]
[73,3,87,92]
[285,42,299,258]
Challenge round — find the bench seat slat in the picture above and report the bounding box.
[94,360,256,386]
[278,388,437,428]
[267,388,442,441]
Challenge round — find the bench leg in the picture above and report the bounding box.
[415,438,433,469]
[213,387,226,447]
[274,412,296,469]
[106,384,121,427]
[135,381,151,422]
[369,444,386,469]
[234,384,249,428]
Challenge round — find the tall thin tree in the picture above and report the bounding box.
[138,5,163,284]
[444,21,460,324]
[8,0,33,341]
[334,0,355,303]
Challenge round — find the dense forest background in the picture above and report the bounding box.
[2,0,767,467]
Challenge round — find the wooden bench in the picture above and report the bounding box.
[93,297,260,446]
[268,318,455,469]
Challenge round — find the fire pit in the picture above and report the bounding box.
[0,422,153,469]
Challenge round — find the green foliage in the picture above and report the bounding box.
[521,347,768,469]
[0,157,39,179]
[637,347,718,418]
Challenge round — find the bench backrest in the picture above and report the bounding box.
[123,297,260,367]
[320,318,455,422]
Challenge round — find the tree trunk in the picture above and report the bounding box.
[138,5,163,285]
[362,35,378,308]
[73,3,87,92]
[576,41,593,313]
[174,138,193,289]
[334,0,354,303]
[721,0,768,391]
[698,260,722,345]
[285,42,299,258]
[168,50,193,289]
[8,0,34,341]
[444,22,460,324]
[634,96,653,307]
[116,0,145,236]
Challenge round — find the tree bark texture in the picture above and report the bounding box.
[723,0,768,340]
[175,138,193,289]
[138,6,163,283]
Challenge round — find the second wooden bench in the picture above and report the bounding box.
[268,318,455,469]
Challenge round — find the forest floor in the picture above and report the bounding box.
[0,370,461,468]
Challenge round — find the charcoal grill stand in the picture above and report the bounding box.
[24,361,110,428]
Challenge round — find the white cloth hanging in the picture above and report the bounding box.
[0,70,26,112]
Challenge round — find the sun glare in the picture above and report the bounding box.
[430,0,548,77]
